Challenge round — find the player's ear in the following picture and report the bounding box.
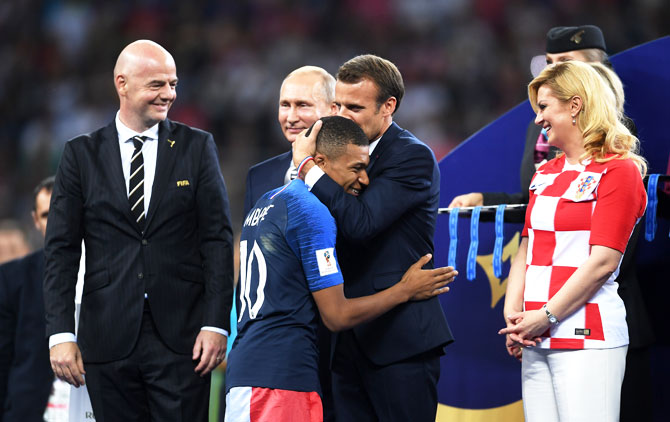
[314,153,327,170]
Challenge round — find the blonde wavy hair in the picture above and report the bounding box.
[528,61,647,176]
[589,62,625,116]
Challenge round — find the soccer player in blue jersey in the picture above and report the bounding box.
[225,116,456,422]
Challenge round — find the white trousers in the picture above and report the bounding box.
[522,345,627,422]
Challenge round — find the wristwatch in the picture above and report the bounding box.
[542,304,560,325]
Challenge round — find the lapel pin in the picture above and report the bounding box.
[167,139,175,148]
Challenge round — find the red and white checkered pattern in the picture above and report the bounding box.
[522,155,646,349]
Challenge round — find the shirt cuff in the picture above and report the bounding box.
[304,165,325,191]
[49,333,77,349]
[201,326,229,337]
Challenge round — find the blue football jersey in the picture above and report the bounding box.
[226,180,343,394]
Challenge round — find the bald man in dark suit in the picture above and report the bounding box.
[44,40,234,422]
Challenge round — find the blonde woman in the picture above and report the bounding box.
[499,61,647,422]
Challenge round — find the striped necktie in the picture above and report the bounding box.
[129,135,148,230]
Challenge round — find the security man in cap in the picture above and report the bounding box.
[545,25,608,67]
[450,24,611,207]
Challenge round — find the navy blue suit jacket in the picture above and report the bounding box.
[44,119,234,363]
[311,122,454,365]
[243,151,292,217]
[0,250,53,421]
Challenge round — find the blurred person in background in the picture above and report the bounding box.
[0,176,55,421]
[0,221,30,265]
[499,60,647,422]
[43,39,234,422]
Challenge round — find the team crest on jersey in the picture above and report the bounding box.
[316,248,338,276]
[575,175,596,200]
[564,171,602,202]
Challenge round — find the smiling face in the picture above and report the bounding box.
[115,41,178,132]
[335,78,394,141]
[278,73,335,143]
[317,143,370,196]
[534,84,576,149]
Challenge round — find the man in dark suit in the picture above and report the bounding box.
[44,40,234,422]
[293,54,454,422]
[244,65,336,215]
[0,177,55,421]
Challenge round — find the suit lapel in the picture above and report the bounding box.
[277,151,292,185]
[99,122,139,229]
[367,122,401,174]
[145,119,178,231]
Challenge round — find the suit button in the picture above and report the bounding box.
[138,272,144,279]
[141,239,148,245]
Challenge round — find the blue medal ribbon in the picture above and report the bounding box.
[467,206,482,281]
[645,174,659,241]
[493,204,506,278]
[448,208,460,268]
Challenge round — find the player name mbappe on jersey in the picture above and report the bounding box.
[244,204,275,227]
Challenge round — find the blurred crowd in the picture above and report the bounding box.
[1,0,668,256]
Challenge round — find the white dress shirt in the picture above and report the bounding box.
[284,161,298,184]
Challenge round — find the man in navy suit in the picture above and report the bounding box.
[0,176,55,421]
[44,40,234,421]
[294,54,454,422]
[244,66,337,215]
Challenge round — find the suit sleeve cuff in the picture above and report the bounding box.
[49,333,77,349]
[201,326,229,337]
[304,166,325,191]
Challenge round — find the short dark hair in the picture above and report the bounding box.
[311,116,369,159]
[33,176,55,211]
[336,54,404,113]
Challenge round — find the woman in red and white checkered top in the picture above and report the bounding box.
[499,60,647,422]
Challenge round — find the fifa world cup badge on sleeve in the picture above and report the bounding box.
[316,248,338,276]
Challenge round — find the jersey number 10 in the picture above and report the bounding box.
[238,240,267,321]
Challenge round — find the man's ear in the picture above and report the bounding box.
[381,96,397,117]
[314,153,327,169]
[115,74,127,96]
[31,210,39,231]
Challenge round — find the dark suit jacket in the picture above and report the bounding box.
[311,122,453,366]
[243,151,292,217]
[0,250,53,421]
[44,119,234,363]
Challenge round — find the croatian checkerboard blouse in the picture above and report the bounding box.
[522,155,646,349]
